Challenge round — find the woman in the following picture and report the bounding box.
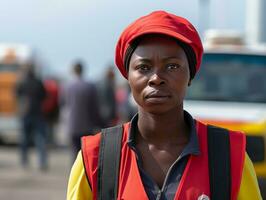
[67,11,262,200]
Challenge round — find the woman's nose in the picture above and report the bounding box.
[148,72,165,86]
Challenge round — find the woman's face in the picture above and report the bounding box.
[128,35,190,114]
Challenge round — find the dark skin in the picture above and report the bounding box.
[128,35,191,188]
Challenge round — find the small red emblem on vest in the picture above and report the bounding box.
[198,194,210,200]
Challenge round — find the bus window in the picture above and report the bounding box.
[186,53,266,103]
[0,63,20,72]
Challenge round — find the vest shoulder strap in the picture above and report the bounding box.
[207,125,231,200]
[97,125,123,200]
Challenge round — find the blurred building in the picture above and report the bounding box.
[246,0,266,45]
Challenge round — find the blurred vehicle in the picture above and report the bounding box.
[0,44,34,144]
[184,30,266,194]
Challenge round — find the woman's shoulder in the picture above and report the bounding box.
[81,122,131,151]
[81,132,102,152]
[195,119,245,137]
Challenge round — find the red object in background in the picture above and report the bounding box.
[42,79,59,116]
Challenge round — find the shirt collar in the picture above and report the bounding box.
[127,110,200,156]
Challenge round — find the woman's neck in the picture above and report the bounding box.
[137,108,189,146]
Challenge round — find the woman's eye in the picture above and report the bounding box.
[137,64,150,71]
[166,63,180,70]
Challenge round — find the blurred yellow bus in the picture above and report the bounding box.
[184,30,266,196]
[0,44,33,144]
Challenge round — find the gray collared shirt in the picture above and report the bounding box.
[127,111,200,200]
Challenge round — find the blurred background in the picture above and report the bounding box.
[0,0,265,199]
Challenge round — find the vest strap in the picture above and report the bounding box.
[97,125,123,200]
[207,125,231,200]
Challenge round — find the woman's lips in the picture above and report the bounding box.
[145,91,171,103]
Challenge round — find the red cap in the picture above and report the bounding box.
[115,10,203,79]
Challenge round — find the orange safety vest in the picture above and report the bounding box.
[81,120,245,200]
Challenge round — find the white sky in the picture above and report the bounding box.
[0,0,245,81]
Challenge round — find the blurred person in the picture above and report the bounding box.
[16,62,48,171]
[67,11,262,199]
[61,60,102,162]
[42,77,60,146]
[116,83,137,123]
[97,66,117,127]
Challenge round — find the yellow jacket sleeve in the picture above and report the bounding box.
[67,152,262,200]
[67,151,92,200]
[237,152,262,200]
